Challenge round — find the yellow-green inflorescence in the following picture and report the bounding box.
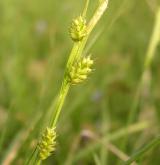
[69,16,87,42]
[68,56,94,84]
[38,127,56,160]
[30,1,109,163]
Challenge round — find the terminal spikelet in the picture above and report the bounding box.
[69,16,87,42]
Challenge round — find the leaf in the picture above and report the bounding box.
[122,136,160,165]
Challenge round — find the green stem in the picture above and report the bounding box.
[82,0,90,17]
[49,41,86,129]
[66,42,82,69]
[87,0,109,34]
[37,159,42,165]
[50,80,70,128]
[144,7,160,69]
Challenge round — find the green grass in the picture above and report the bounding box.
[0,0,160,164]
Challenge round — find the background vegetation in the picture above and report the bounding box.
[0,0,160,164]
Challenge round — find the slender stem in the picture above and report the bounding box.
[37,159,42,165]
[87,0,109,34]
[66,42,81,69]
[144,7,160,69]
[50,80,70,128]
[82,0,90,17]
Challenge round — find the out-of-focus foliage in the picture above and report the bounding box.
[0,0,160,164]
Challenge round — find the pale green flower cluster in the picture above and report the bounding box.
[38,127,56,160]
[69,56,93,84]
[69,16,87,42]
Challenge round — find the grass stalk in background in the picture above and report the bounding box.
[73,121,149,162]
[119,6,160,160]
[122,136,160,165]
[128,7,160,125]
[27,1,109,164]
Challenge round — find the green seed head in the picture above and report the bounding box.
[69,56,93,84]
[38,127,56,160]
[69,16,87,42]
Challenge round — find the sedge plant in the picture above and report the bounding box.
[27,0,109,164]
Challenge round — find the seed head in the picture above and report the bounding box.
[38,127,56,160]
[69,16,87,42]
[69,56,93,84]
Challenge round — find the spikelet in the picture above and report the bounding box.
[69,16,87,42]
[68,56,93,84]
[38,127,56,160]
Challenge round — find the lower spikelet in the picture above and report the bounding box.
[38,127,56,160]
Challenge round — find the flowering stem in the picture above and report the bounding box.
[34,0,109,163]
[50,0,109,129]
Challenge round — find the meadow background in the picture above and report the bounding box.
[0,0,160,164]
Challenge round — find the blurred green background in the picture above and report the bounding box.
[0,0,160,164]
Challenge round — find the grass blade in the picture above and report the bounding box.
[122,136,160,165]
